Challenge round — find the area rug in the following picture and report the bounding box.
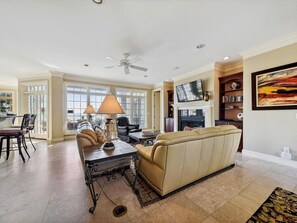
[124,164,235,208]
[246,187,297,223]
[124,169,161,207]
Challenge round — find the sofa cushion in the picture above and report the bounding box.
[81,129,97,142]
[156,131,197,141]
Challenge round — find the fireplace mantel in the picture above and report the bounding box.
[174,104,213,131]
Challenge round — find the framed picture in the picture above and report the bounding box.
[251,62,297,110]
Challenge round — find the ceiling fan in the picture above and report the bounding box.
[104,53,148,75]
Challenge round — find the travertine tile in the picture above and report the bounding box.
[229,183,272,215]
[212,202,251,223]
[184,177,240,214]
[0,140,296,223]
[130,208,178,223]
[201,216,220,223]
[160,193,209,223]
[253,169,297,191]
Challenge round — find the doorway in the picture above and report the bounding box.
[152,90,161,131]
[23,83,48,139]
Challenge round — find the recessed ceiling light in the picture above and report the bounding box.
[84,64,89,67]
[106,56,113,60]
[223,56,230,60]
[196,44,206,49]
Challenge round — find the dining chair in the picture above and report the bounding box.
[28,114,37,150]
[0,114,31,162]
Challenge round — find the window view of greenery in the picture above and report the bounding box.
[65,85,147,133]
[0,91,13,114]
[66,85,108,133]
[116,88,147,128]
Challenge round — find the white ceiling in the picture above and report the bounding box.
[0,0,297,86]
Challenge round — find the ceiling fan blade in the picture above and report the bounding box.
[124,66,130,75]
[104,66,115,69]
[130,64,148,72]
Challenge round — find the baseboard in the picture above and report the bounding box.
[49,137,64,143]
[242,149,297,168]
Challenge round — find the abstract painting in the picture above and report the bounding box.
[252,62,297,110]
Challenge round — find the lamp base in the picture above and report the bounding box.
[103,142,115,150]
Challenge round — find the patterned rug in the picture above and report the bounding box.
[247,187,297,223]
[124,164,235,208]
[124,169,161,207]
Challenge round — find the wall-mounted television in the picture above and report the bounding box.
[176,79,204,102]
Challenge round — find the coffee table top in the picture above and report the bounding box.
[84,140,137,165]
[129,131,160,141]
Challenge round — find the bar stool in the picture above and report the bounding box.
[0,114,31,162]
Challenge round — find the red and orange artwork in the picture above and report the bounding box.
[256,67,297,107]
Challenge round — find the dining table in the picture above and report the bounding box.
[0,114,24,160]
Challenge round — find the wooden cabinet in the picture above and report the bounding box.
[165,90,174,132]
[167,90,174,118]
[216,72,243,152]
[165,117,174,132]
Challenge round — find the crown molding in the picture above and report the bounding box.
[172,63,215,82]
[17,72,53,81]
[240,32,297,59]
[63,73,153,90]
[49,71,65,78]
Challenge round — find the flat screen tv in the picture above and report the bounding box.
[176,79,204,102]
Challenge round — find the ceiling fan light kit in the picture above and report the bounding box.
[105,53,148,75]
[93,0,103,4]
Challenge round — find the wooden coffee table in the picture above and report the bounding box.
[129,131,160,146]
[84,140,138,214]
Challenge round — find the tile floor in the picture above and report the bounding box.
[0,139,296,223]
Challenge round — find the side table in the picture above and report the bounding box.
[83,140,138,214]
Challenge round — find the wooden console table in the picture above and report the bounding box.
[84,140,138,213]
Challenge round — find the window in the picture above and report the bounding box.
[65,84,109,133]
[116,88,147,128]
[0,91,13,113]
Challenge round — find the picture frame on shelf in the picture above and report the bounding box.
[251,62,297,110]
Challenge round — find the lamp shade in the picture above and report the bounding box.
[97,94,125,114]
[83,105,96,114]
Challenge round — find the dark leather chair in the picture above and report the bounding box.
[117,117,142,142]
[0,114,31,162]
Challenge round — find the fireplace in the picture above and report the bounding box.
[178,109,205,131]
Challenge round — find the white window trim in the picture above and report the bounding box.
[64,82,110,135]
[115,87,148,128]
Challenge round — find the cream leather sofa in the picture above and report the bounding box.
[76,121,106,168]
[135,125,242,196]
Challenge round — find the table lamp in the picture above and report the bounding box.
[83,105,96,122]
[97,93,125,149]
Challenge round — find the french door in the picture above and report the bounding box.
[26,84,48,139]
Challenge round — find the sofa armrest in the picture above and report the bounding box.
[135,144,153,162]
[128,124,139,129]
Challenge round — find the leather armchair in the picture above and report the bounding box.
[117,117,142,142]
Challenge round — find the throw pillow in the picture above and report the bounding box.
[95,129,107,143]
[183,126,202,131]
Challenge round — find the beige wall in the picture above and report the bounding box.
[173,69,215,130]
[243,43,297,160]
